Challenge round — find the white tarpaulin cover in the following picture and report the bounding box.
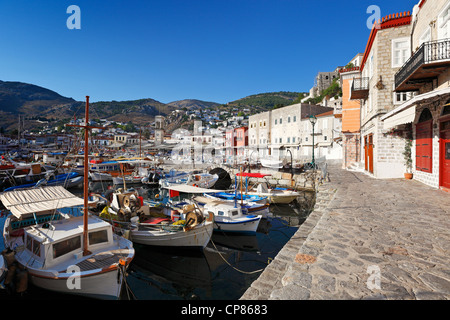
[162,183,224,194]
[0,186,85,218]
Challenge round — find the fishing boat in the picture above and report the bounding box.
[97,189,214,250]
[1,186,135,299]
[202,200,262,234]
[0,96,135,299]
[200,194,271,218]
[236,172,301,204]
[204,192,268,204]
[159,171,218,189]
[260,158,283,169]
[247,182,301,204]
[89,160,135,181]
[0,162,56,192]
[3,172,83,191]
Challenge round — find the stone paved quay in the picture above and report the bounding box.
[241,163,450,300]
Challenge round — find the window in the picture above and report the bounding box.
[392,38,410,68]
[231,210,239,216]
[26,236,40,256]
[218,211,224,216]
[279,138,282,143]
[324,136,328,141]
[438,3,450,40]
[369,54,374,78]
[280,118,282,124]
[293,116,297,122]
[288,117,291,123]
[275,119,277,125]
[292,137,296,143]
[89,230,108,245]
[287,137,290,143]
[53,236,81,259]
[419,27,431,46]
[394,91,415,104]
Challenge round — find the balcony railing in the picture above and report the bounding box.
[395,39,450,91]
[350,77,369,100]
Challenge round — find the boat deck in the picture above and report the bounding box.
[71,249,130,272]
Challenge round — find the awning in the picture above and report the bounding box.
[0,186,85,218]
[382,106,416,130]
[382,87,450,130]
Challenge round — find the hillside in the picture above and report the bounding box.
[0,80,308,133]
[167,99,221,110]
[228,91,304,110]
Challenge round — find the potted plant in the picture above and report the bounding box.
[403,138,413,179]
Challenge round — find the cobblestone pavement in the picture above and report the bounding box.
[241,164,450,300]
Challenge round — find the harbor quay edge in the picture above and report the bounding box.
[240,163,450,300]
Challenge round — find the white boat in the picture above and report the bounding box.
[159,171,218,189]
[247,182,301,204]
[1,186,135,299]
[1,97,135,299]
[98,190,214,250]
[202,201,262,234]
[199,193,271,218]
[260,158,283,169]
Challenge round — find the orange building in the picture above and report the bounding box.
[339,54,363,169]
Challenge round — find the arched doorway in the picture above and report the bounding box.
[415,108,433,173]
[440,104,450,189]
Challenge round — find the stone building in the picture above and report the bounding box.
[382,0,450,190]
[248,103,335,162]
[350,11,414,178]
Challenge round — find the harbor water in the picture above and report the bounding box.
[0,182,315,300]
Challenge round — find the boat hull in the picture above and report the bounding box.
[214,216,261,234]
[29,266,125,300]
[130,221,213,249]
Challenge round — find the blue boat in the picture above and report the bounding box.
[205,192,267,203]
[4,172,83,191]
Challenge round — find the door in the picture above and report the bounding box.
[364,134,374,173]
[416,120,433,173]
[440,119,450,189]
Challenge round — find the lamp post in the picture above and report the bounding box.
[309,115,317,167]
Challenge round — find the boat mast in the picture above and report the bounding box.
[83,96,90,256]
[66,96,104,256]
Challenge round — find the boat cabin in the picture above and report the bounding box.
[203,202,246,220]
[1,186,114,270]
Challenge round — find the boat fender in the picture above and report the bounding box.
[15,269,28,293]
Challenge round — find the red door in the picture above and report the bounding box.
[364,135,374,173]
[440,119,450,189]
[368,134,374,173]
[416,120,433,173]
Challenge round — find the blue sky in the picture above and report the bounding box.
[0,0,416,104]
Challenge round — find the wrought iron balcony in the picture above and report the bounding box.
[395,39,450,92]
[350,77,369,100]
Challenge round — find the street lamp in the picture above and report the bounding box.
[309,115,317,166]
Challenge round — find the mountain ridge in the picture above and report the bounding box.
[0,80,303,131]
